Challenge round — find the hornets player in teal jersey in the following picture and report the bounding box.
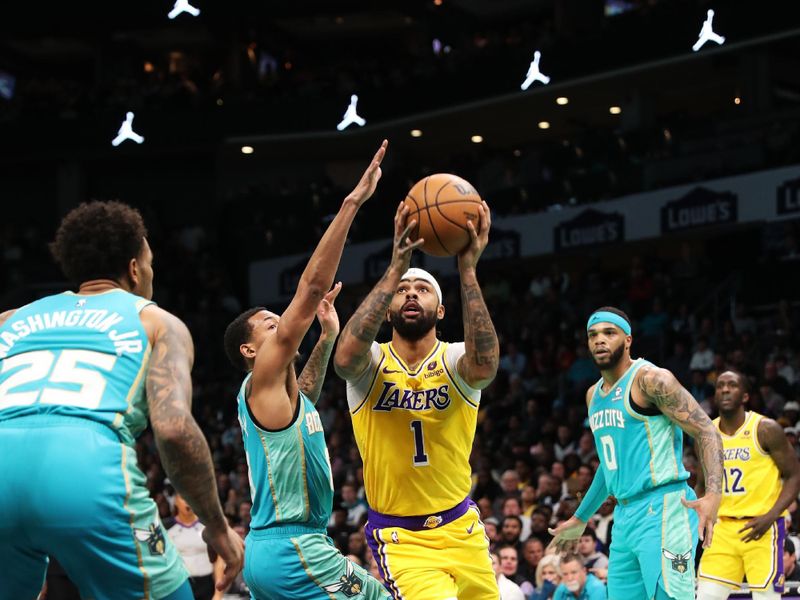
[550,307,724,600]
[223,141,391,600]
[0,201,243,600]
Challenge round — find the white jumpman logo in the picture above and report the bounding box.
[336,95,366,131]
[692,9,725,52]
[111,112,145,147]
[168,0,201,20]
[521,51,550,90]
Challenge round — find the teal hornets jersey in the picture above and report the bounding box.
[588,358,689,500]
[237,375,334,531]
[0,289,153,446]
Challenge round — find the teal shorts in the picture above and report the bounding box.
[245,525,391,599]
[0,415,188,600]
[608,481,699,600]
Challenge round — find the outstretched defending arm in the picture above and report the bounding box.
[637,365,724,547]
[334,203,423,380]
[297,284,341,404]
[251,141,386,401]
[456,201,498,389]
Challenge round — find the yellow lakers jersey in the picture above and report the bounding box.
[346,340,480,516]
[716,411,782,518]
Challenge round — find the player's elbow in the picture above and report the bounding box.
[465,362,498,390]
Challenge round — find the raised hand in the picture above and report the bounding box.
[458,200,491,271]
[390,202,425,273]
[316,282,342,341]
[345,140,388,207]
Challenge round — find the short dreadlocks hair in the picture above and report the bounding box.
[50,201,148,285]
[224,307,267,372]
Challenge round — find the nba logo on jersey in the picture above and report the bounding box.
[424,515,443,529]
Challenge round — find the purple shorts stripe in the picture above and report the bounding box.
[365,523,402,599]
[366,497,471,531]
[774,518,786,592]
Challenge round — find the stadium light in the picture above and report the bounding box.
[410,129,423,138]
[241,146,254,155]
[538,121,550,129]
[556,97,569,106]
[471,135,483,144]
[609,106,622,115]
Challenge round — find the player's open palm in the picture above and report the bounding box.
[391,203,425,272]
[317,282,342,339]
[458,200,491,270]
[346,139,388,207]
[547,516,586,554]
[682,492,720,548]
[203,524,245,591]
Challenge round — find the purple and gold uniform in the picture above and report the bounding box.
[345,340,497,600]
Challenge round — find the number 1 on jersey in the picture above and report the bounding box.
[410,420,429,466]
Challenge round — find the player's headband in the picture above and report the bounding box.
[586,311,631,336]
[400,268,443,304]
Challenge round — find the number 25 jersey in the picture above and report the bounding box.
[345,341,480,516]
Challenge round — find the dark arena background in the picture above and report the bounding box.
[2,1,800,598]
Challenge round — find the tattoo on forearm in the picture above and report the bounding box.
[639,367,724,495]
[341,277,394,344]
[298,337,335,404]
[147,317,225,530]
[460,280,499,373]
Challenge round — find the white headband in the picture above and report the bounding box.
[401,268,442,304]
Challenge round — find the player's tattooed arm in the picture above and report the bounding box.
[335,203,423,380]
[298,286,341,404]
[458,271,499,389]
[638,366,724,495]
[298,336,336,404]
[146,310,227,533]
[0,309,16,327]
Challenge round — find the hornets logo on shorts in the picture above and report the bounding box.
[134,523,166,556]
[322,560,364,598]
[662,549,691,574]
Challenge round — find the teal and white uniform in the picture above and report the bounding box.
[237,374,390,599]
[0,289,190,600]
[584,358,698,600]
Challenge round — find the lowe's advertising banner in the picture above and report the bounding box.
[250,164,800,304]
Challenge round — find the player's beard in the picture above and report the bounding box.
[592,343,625,370]
[388,307,438,342]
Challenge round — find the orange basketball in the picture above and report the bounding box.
[403,173,484,257]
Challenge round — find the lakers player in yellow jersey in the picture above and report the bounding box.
[334,201,499,600]
[697,371,800,599]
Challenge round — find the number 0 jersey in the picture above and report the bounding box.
[588,358,689,501]
[0,289,153,446]
[715,411,783,518]
[345,341,480,516]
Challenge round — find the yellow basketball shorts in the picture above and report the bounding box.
[698,516,785,592]
[364,498,499,600]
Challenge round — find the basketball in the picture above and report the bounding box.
[403,173,484,257]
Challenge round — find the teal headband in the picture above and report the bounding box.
[586,311,631,335]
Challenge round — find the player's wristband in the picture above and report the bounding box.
[574,470,609,523]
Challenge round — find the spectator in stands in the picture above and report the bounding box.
[491,551,525,600]
[518,537,545,594]
[663,340,691,387]
[473,465,503,502]
[689,337,714,372]
[531,554,562,600]
[689,369,715,411]
[530,509,554,545]
[786,538,798,582]
[346,530,368,565]
[502,496,531,540]
[327,504,354,554]
[576,529,608,570]
[500,516,525,551]
[576,431,598,464]
[500,341,527,377]
[340,482,367,527]
[536,473,562,508]
[498,545,525,586]
[591,498,615,549]
[484,518,500,552]
[553,554,607,600]
[555,425,577,462]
